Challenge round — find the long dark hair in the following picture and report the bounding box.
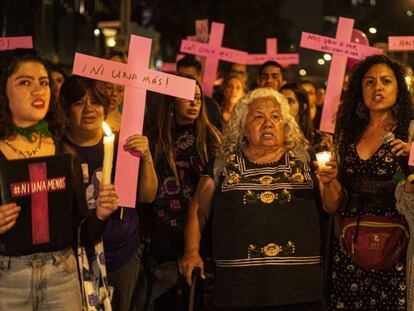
[0,49,65,139]
[280,82,313,142]
[335,54,413,157]
[150,80,221,181]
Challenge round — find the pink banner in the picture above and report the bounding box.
[301,32,382,60]
[388,36,414,51]
[0,36,33,50]
[247,38,300,66]
[73,35,195,207]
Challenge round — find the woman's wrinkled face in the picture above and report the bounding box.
[281,89,300,119]
[6,61,51,127]
[224,78,245,106]
[174,84,202,125]
[362,63,398,113]
[244,98,285,150]
[70,92,105,134]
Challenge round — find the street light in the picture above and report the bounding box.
[369,27,377,34]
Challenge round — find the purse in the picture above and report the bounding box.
[338,214,409,270]
[77,225,113,311]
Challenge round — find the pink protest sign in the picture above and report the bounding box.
[180,22,248,97]
[0,36,33,50]
[73,35,195,207]
[247,38,300,66]
[388,36,414,51]
[301,32,382,59]
[300,17,382,133]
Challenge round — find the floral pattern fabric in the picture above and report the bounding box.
[328,143,407,310]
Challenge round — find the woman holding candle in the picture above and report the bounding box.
[60,75,157,311]
[327,54,413,310]
[0,49,118,310]
[179,88,343,310]
[137,80,221,310]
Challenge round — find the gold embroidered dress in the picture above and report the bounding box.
[211,151,324,307]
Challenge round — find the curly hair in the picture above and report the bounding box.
[335,54,413,157]
[0,49,65,139]
[214,88,310,178]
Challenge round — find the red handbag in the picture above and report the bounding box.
[339,215,409,270]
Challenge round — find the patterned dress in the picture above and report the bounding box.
[149,123,214,263]
[212,151,324,307]
[328,143,408,310]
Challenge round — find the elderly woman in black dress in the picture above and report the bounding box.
[180,88,344,310]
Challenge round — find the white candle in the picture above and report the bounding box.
[102,121,115,185]
[316,151,332,170]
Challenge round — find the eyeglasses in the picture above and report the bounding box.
[176,96,202,103]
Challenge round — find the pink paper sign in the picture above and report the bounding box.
[0,36,33,50]
[388,36,414,51]
[159,54,185,73]
[180,22,248,97]
[409,143,414,166]
[300,17,383,133]
[301,32,382,59]
[247,38,300,66]
[73,35,195,208]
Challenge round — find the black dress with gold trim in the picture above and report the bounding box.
[211,151,323,307]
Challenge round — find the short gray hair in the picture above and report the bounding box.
[214,88,310,180]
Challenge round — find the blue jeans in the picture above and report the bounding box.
[0,248,82,311]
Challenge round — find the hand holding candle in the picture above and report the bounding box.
[316,151,332,170]
[102,121,115,185]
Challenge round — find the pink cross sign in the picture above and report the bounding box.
[388,36,414,51]
[180,22,248,97]
[159,53,185,73]
[300,17,382,133]
[0,36,33,50]
[187,19,210,43]
[73,35,195,207]
[247,38,300,66]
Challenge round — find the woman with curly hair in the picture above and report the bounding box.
[138,80,221,310]
[0,49,118,310]
[327,54,414,310]
[180,88,343,310]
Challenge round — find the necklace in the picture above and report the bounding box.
[3,134,44,159]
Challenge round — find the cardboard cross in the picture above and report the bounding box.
[73,35,195,208]
[10,162,66,244]
[300,17,382,133]
[180,22,248,97]
[0,36,33,50]
[247,38,300,66]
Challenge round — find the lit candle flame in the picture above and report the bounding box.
[102,121,113,137]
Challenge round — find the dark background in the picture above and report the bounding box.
[2,0,414,85]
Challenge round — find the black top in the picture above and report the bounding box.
[211,151,324,307]
[0,140,106,256]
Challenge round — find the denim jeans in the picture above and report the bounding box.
[0,248,82,311]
